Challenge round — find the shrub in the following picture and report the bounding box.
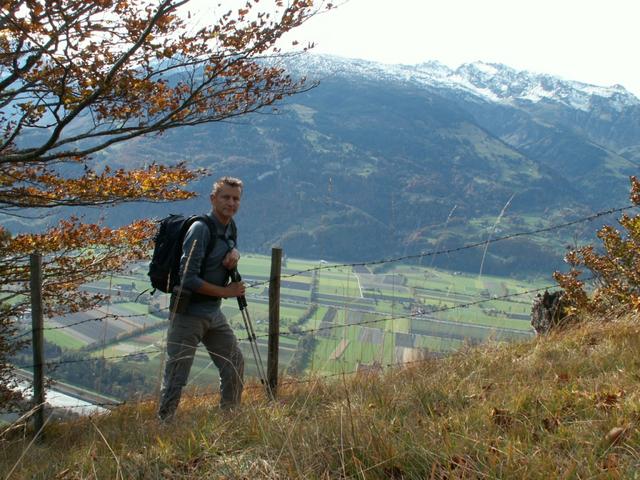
[554,176,640,315]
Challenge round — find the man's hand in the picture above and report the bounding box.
[222,248,240,270]
[226,281,245,298]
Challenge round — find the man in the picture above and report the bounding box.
[158,176,246,420]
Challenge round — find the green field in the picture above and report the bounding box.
[45,329,89,349]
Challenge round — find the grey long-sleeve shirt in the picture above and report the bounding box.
[178,213,236,319]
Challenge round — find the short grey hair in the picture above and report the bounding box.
[211,176,243,196]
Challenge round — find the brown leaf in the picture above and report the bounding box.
[601,453,620,471]
[604,426,628,446]
[491,407,512,427]
[542,416,559,432]
[54,469,71,479]
[449,455,469,470]
[596,389,625,409]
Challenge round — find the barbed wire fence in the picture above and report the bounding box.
[11,202,632,342]
[8,203,634,415]
[247,204,634,288]
[12,281,555,380]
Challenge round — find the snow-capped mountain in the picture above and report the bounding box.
[289,54,640,113]
[10,53,640,277]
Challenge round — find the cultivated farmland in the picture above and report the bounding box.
[33,255,546,400]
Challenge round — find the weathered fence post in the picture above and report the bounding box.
[267,247,282,398]
[531,290,572,335]
[29,253,45,439]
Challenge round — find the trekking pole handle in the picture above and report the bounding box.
[230,269,247,309]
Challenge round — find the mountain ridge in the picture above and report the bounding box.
[288,54,640,113]
[4,54,639,277]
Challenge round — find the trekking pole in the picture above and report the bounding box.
[230,269,274,401]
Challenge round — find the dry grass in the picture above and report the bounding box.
[3,314,640,479]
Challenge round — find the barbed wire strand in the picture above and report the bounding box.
[252,282,559,340]
[12,281,556,371]
[8,306,171,341]
[14,347,162,370]
[9,204,628,341]
[248,204,634,288]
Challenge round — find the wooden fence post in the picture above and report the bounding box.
[29,253,45,439]
[267,247,282,398]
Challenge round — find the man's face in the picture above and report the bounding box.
[211,184,242,223]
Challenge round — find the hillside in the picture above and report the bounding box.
[5,55,640,278]
[3,314,640,478]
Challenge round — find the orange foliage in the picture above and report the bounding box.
[0,0,325,305]
[0,163,201,207]
[1,0,319,167]
[1,218,155,316]
[554,176,640,315]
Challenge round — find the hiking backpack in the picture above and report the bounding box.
[147,214,237,294]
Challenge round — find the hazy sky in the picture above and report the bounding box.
[293,0,640,95]
[190,0,640,96]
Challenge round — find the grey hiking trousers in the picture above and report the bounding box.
[158,310,244,420]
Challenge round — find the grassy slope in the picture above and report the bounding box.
[4,315,640,479]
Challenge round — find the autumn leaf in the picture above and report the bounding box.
[603,426,629,447]
[490,407,512,428]
[555,178,640,315]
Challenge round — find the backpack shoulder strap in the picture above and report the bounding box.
[188,215,236,263]
[229,218,238,245]
[174,215,215,282]
[192,215,217,256]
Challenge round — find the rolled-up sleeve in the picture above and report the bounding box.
[179,221,210,292]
